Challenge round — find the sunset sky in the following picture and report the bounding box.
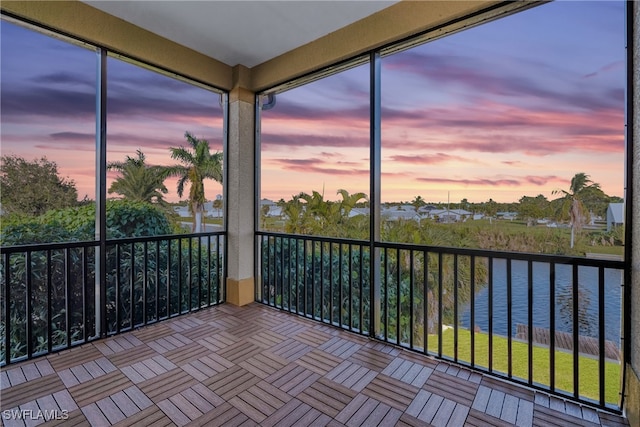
[2,1,626,205]
[260,0,625,204]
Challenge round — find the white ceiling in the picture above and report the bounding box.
[84,1,399,68]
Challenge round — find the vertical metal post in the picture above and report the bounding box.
[550,262,556,392]
[572,264,580,399]
[254,95,261,301]
[409,250,414,349]
[488,257,494,372]
[329,243,333,323]
[470,256,476,366]
[620,0,634,412]
[454,254,459,362]
[369,51,382,339]
[598,267,606,407]
[26,251,33,358]
[95,48,107,338]
[527,261,533,385]
[507,259,512,377]
[3,253,10,364]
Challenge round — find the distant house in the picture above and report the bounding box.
[348,207,370,218]
[607,203,625,231]
[497,211,518,221]
[428,209,471,223]
[173,206,190,217]
[259,199,283,217]
[381,207,421,221]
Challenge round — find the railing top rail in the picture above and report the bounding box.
[256,230,625,269]
[0,239,99,254]
[105,231,226,246]
[0,230,227,254]
[256,230,368,246]
[374,240,626,269]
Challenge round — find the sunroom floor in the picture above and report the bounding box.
[0,303,629,427]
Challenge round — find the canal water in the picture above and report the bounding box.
[460,259,622,344]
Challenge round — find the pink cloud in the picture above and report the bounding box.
[388,153,478,165]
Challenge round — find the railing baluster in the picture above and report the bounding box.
[470,256,475,367]
[409,250,414,349]
[47,250,53,354]
[296,238,300,313]
[320,241,324,321]
[311,240,316,317]
[339,243,344,326]
[266,236,270,305]
[167,239,172,318]
[130,242,135,329]
[488,256,493,372]
[384,247,388,342]
[349,244,353,331]
[288,238,293,312]
[155,240,160,321]
[281,237,286,311]
[83,247,89,341]
[329,242,334,324]
[303,238,308,317]
[178,238,183,314]
[188,238,192,311]
[143,241,148,325]
[528,261,533,385]
[423,250,428,355]
[550,262,556,392]
[198,236,202,309]
[598,266,605,407]
[26,250,33,358]
[270,237,275,305]
[359,244,363,332]
[438,252,443,357]
[206,236,211,307]
[454,254,459,362]
[217,235,222,303]
[507,258,512,377]
[65,248,71,347]
[396,249,400,345]
[572,263,579,399]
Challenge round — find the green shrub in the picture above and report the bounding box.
[1,200,176,245]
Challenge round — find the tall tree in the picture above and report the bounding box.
[552,172,599,248]
[411,195,425,212]
[518,194,550,226]
[107,150,169,204]
[337,189,368,218]
[0,155,78,216]
[166,132,223,232]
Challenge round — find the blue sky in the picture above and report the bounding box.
[1,1,626,204]
[261,1,625,203]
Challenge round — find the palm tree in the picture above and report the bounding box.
[337,189,368,218]
[107,150,169,204]
[165,132,223,232]
[411,195,425,213]
[552,172,599,248]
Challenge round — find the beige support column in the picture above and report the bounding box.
[626,1,640,425]
[226,65,256,306]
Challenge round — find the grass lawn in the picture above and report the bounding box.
[426,328,620,405]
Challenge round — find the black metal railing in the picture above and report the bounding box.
[256,231,625,411]
[257,233,370,335]
[1,231,225,365]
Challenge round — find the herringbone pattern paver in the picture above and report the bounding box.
[0,304,629,426]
